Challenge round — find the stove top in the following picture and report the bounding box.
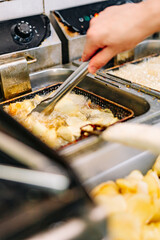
[54,0,142,35]
[0,14,51,55]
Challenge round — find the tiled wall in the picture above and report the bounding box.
[0,0,104,21]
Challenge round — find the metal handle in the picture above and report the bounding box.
[48,61,89,98]
[102,123,160,155]
[0,164,69,192]
[0,56,32,100]
[0,131,70,192]
[0,131,53,171]
[43,61,89,114]
[26,54,37,65]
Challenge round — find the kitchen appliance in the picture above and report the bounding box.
[0,14,51,55]
[0,14,61,72]
[0,13,61,99]
[50,0,142,64]
[0,76,159,240]
[1,63,159,182]
[0,3,160,240]
[0,30,159,181]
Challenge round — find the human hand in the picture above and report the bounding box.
[82,1,159,74]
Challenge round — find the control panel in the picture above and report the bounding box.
[54,0,142,34]
[0,14,51,55]
[11,21,34,44]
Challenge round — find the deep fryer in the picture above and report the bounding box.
[0,81,134,150]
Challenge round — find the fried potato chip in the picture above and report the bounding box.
[116,170,144,194]
[94,194,127,216]
[149,199,160,223]
[142,222,160,240]
[108,212,141,240]
[143,170,160,199]
[152,155,160,177]
[126,193,154,224]
[91,181,119,197]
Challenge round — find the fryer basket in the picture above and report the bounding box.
[0,83,134,148]
[100,53,160,98]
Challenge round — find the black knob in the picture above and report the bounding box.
[11,21,34,44]
[15,22,32,38]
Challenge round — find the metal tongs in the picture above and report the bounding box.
[28,61,89,116]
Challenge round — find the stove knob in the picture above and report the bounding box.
[15,22,32,37]
[12,21,34,44]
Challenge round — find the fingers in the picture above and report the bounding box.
[82,37,99,62]
[88,47,116,74]
[82,17,116,73]
[82,24,103,62]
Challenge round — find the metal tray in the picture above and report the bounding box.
[85,151,157,190]
[29,68,150,117]
[134,39,160,59]
[0,83,134,149]
[99,53,160,99]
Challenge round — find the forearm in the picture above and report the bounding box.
[142,0,160,35]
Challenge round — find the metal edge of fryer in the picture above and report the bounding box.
[100,53,160,99]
